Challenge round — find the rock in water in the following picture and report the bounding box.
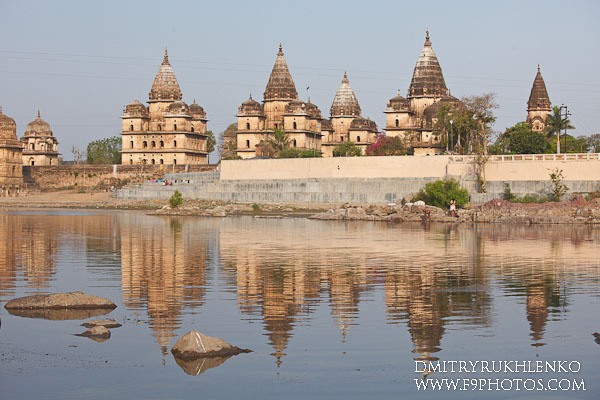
[5,308,112,321]
[171,331,251,360]
[4,291,116,310]
[82,319,121,328]
[77,326,111,339]
[174,355,232,376]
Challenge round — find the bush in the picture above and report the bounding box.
[279,148,322,158]
[169,190,183,208]
[413,179,469,209]
[333,142,362,157]
[503,183,515,201]
[251,203,261,212]
[509,194,550,204]
[77,187,86,193]
[366,136,409,156]
[549,168,569,201]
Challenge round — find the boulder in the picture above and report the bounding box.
[77,325,111,339]
[6,308,112,321]
[171,331,251,360]
[82,319,122,329]
[5,291,116,310]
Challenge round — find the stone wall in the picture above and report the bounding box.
[23,164,217,190]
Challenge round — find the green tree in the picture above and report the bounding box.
[504,122,546,154]
[267,128,290,157]
[205,130,216,163]
[218,122,238,160]
[169,190,183,208]
[413,179,470,209]
[544,106,575,154]
[333,141,362,157]
[279,148,322,158]
[587,134,600,153]
[86,136,122,164]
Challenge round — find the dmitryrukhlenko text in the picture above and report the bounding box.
[415,360,581,374]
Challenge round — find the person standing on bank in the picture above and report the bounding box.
[450,199,457,217]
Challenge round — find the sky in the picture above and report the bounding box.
[1,0,599,161]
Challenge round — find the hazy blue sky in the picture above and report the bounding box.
[1,0,598,160]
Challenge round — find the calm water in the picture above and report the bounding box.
[0,211,599,399]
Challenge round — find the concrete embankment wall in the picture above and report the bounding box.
[23,164,217,189]
[115,154,600,205]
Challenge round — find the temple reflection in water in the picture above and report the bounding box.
[1,212,598,370]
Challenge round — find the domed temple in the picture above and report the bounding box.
[0,106,23,196]
[121,50,209,165]
[235,45,323,158]
[526,65,552,132]
[20,111,60,166]
[321,72,378,157]
[384,31,463,155]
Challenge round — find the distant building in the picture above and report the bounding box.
[526,66,552,132]
[121,50,209,165]
[235,45,323,159]
[0,106,23,196]
[20,111,59,166]
[321,72,378,157]
[384,31,463,155]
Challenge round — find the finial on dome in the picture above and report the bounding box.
[278,43,283,56]
[537,64,540,72]
[308,96,311,103]
[162,48,169,65]
[249,93,253,100]
[0,106,3,114]
[37,110,41,119]
[425,30,431,46]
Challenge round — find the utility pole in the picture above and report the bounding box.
[558,105,571,154]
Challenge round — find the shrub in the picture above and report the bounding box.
[169,190,183,208]
[78,187,86,193]
[279,148,322,158]
[549,168,569,201]
[333,142,362,157]
[509,194,550,204]
[366,136,409,156]
[251,203,261,212]
[413,179,469,209]
[73,171,79,178]
[503,183,515,201]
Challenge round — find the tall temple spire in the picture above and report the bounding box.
[330,71,361,117]
[264,44,298,100]
[408,31,447,98]
[149,49,182,101]
[527,65,551,111]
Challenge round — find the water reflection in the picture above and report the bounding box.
[1,213,599,378]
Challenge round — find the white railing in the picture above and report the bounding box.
[450,153,600,163]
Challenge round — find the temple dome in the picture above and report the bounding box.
[330,72,361,117]
[285,99,308,114]
[305,99,322,118]
[387,91,409,111]
[238,94,264,115]
[320,118,333,131]
[408,31,448,98]
[149,49,183,101]
[0,106,17,139]
[350,116,377,131]
[527,66,551,111]
[189,99,206,119]
[166,101,190,116]
[423,95,464,127]
[264,44,298,100]
[123,99,148,117]
[25,111,52,136]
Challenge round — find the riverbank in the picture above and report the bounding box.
[3,190,600,225]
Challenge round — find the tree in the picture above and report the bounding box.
[86,136,121,164]
[333,141,362,157]
[544,106,575,154]
[267,128,290,157]
[366,136,409,156]
[587,134,600,153]
[71,145,86,165]
[279,148,323,158]
[218,122,237,160]
[413,179,470,209]
[504,122,546,154]
[205,130,216,163]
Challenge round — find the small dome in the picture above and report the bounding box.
[305,99,322,118]
[350,116,378,131]
[423,95,464,124]
[321,118,333,131]
[387,91,409,111]
[238,94,263,115]
[285,99,308,114]
[123,99,148,117]
[189,99,206,119]
[25,110,52,136]
[166,101,190,116]
[0,106,17,139]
